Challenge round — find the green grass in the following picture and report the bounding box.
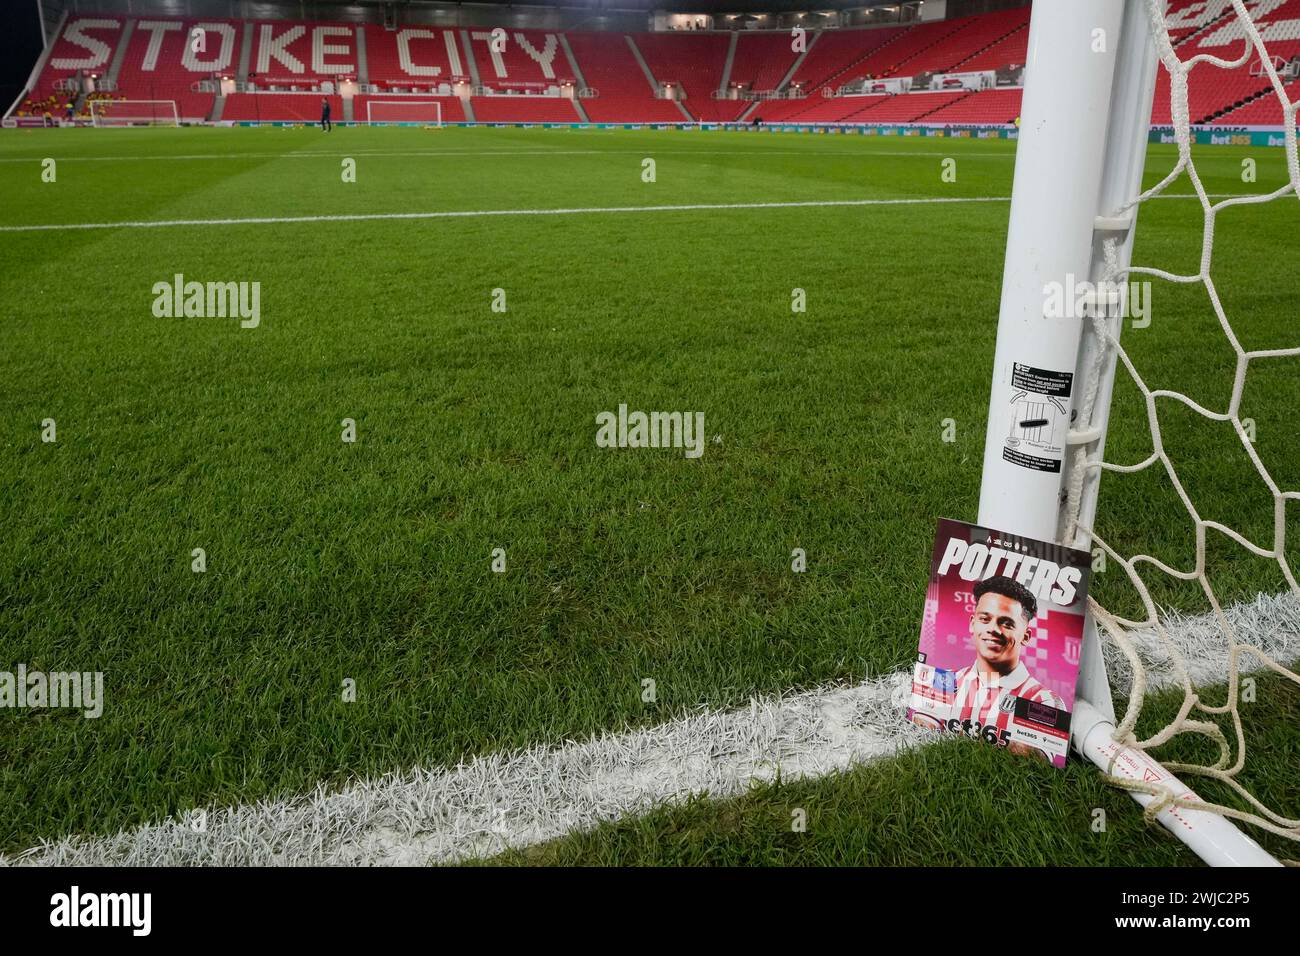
[484,670,1300,866]
[0,126,1296,861]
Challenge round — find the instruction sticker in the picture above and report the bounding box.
[1002,363,1073,473]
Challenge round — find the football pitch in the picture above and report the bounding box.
[1,126,1297,865]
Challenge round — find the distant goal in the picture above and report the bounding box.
[90,100,179,127]
[365,100,443,126]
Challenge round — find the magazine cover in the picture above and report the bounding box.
[907,518,1092,768]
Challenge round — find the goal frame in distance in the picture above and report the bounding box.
[89,99,180,127]
[365,100,443,127]
[977,0,1279,867]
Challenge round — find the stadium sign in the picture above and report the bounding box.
[1148,125,1288,146]
[928,70,996,92]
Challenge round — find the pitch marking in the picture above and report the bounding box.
[6,592,1297,866]
[0,196,1012,233]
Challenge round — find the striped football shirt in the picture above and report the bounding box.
[947,661,1064,734]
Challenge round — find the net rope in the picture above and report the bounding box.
[1061,0,1300,848]
[90,100,178,126]
[366,101,443,125]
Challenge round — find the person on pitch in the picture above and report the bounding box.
[320,97,332,133]
[946,576,1063,758]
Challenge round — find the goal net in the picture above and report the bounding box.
[365,100,443,126]
[982,0,1299,865]
[89,99,179,127]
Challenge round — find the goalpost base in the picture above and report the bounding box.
[1073,701,1280,867]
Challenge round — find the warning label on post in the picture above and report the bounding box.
[1001,362,1073,473]
[1011,364,1073,398]
[1002,446,1061,472]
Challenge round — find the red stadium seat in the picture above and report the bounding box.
[18,4,1292,133]
[565,31,686,123]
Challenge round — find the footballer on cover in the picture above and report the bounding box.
[907,517,1091,768]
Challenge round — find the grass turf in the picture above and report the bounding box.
[482,669,1300,866]
[0,126,1296,861]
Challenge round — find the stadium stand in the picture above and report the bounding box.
[752,28,906,123]
[1219,77,1300,123]
[461,28,583,122]
[216,19,358,121]
[854,89,969,122]
[113,18,231,121]
[221,93,342,123]
[247,20,359,85]
[363,24,469,91]
[1153,0,1300,124]
[783,27,907,97]
[743,92,850,124]
[633,31,738,121]
[13,91,78,123]
[1164,0,1232,41]
[946,8,1031,73]
[922,87,1023,125]
[11,3,1297,130]
[727,30,801,95]
[467,29,575,92]
[469,95,581,123]
[38,16,125,91]
[853,17,977,78]
[13,17,123,121]
[780,93,889,124]
[563,31,684,123]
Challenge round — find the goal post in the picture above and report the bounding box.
[979,0,1286,867]
[365,100,443,126]
[89,99,179,127]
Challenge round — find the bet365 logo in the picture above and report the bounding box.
[945,717,1010,748]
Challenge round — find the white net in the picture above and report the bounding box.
[366,100,443,126]
[90,99,179,127]
[1063,0,1300,848]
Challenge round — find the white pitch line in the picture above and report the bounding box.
[0,148,612,164]
[4,677,928,867]
[0,195,1011,233]
[5,591,1297,867]
[0,147,1017,165]
[1101,590,1300,695]
[0,193,1254,235]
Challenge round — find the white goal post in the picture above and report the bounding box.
[365,100,443,126]
[89,99,179,127]
[980,0,1294,867]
